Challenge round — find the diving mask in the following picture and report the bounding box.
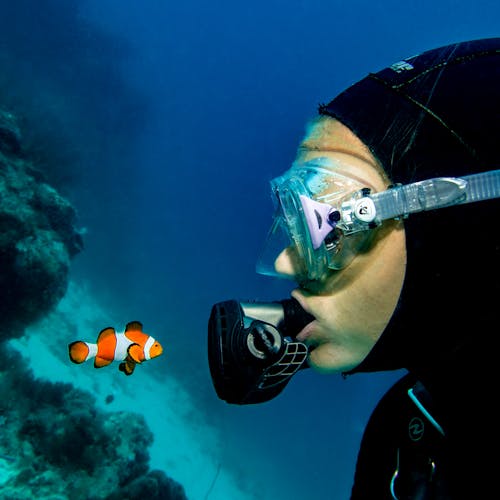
[257,157,378,281]
[257,158,500,282]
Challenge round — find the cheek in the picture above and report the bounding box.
[301,228,406,372]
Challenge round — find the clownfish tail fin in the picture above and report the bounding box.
[69,341,93,364]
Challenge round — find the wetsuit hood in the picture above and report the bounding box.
[319,38,500,375]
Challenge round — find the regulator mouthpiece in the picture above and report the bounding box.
[207,298,314,404]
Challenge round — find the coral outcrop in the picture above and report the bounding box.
[0,349,187,499]
[0,108,83,340]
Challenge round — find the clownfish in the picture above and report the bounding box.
[68,321,163,376]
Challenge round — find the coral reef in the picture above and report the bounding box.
[0,347,187,500]
[0,108,83,340]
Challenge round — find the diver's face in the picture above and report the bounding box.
[278,117,407,373]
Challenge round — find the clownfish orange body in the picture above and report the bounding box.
[68,321,163,376]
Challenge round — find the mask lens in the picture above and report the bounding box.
[257,158,373,281]
[257,178,327,280]
[255,215,306,278]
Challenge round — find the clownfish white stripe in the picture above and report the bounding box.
[87,342,98,360]
[144,336,155,360]
[114,332,135,361]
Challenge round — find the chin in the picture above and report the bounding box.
[308,344,359,374]
[308,347,343,374]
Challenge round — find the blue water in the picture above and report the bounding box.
[2,0,498,498]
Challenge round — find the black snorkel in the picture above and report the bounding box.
[207,298,314,404]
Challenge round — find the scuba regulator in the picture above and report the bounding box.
[208,298,314,404]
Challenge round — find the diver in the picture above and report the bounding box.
[208,38,499,499]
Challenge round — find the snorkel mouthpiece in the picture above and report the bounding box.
[208,298,314,404]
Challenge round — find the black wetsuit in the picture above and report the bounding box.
[320,38,500,499]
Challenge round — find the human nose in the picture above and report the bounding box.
[274,246,304,280]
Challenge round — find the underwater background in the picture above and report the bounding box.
[0,1,497,499]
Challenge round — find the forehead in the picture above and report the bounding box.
[296,117,390,192]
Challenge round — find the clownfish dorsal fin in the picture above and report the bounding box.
[125,321,143,332]
[127,343,143,364]
[97,327,116,343]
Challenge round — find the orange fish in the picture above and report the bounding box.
[68,321,163,376]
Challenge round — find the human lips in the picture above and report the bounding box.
[295,320,317,342]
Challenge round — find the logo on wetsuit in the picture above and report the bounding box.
[390,60,415,73]
[408,416,425,441]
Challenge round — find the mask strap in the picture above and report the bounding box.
[367,169,500,223]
